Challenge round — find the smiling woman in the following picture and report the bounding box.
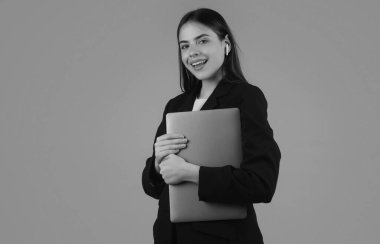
[176,8,247,96]
[142,8,281,244]
[178,23,227,85]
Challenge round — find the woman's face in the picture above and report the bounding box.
[178,22,227,82]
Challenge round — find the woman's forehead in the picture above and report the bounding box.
[178,22,217,42]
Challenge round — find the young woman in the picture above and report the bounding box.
[142,8,281,244]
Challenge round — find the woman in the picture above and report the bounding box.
[142,8,281,244]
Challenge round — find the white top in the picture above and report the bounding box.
[192,97,207,111]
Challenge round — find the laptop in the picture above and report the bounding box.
[166,108,247,222]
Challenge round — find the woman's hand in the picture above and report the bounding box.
[159,154,200,185]
[154,133,188,173]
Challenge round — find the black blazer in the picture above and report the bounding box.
[142,79,281,244]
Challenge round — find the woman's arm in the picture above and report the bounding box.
[142,156,165,199]
[198,85,281,204]
[141,100,171,199]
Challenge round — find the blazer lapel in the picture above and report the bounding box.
[201,80,235,110]
[177,79,235,112]
[177,82,201,112]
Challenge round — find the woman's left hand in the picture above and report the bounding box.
[159,154,200,185]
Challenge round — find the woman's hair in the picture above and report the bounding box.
[177,8,248,92]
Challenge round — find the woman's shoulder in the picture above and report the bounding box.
[235,80,263,91]
[229,80,266,99]
[161,91,189,113]
[168,91,188,104]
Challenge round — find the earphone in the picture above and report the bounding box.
[225,44,230,55]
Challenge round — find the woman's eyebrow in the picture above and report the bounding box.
[179,34,210,44]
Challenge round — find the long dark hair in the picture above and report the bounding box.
[177,8,248,93]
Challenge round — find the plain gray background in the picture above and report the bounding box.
[1,0,379,243]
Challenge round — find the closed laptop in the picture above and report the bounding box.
[166,108,247,222]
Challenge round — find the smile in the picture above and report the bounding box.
[189,59,208,70]
[191,60,207,66]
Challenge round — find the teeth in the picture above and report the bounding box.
[191,60,206,66]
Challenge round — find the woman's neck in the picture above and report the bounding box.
[198,79,221,99]
[197,68,224,99]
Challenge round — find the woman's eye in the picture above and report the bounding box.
[198,39,208,44]
[180,45,189,50]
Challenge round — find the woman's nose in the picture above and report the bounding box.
[189,46,200,57]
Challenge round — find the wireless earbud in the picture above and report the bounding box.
[225,44,229,55]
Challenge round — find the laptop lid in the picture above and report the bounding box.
[166,108,247,222]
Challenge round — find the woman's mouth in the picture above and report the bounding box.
[190,59,208,71]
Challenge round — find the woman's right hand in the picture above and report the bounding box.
[154,133,188,173]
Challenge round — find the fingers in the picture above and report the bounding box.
[154,133,188,165]
[159,155,186,185]
[160,149,180,158]
[156,133,186,142]
[154,143,187,158]
[158,143,187,151]
[156,138,188,147]
[154,145,186,161]
[155,149,180,162]
[159,161,175,184]
[155,134,188,153]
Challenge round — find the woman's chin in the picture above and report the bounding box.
[191,71,211,81]
[188,67,223,82]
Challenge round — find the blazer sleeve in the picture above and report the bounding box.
[141,99,171,199]
[198,85,281,204]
